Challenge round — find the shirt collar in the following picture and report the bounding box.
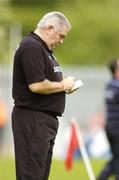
[28,31,53,53]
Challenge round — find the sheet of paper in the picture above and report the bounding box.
[71,80,84,91]
[67,80,84,94]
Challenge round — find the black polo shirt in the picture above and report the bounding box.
[12,31,65,116]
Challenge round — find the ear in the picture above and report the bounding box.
[48,25,54,30]
[46,25,54,35]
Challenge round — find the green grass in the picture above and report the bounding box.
[0,156,16,180]
[0,156,114,180]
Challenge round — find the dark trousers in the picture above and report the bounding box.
[12,107,59,180]
[97,123,119,180]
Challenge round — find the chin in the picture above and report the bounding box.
[52,45,57,49]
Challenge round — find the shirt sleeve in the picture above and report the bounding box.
[21,47,46,85]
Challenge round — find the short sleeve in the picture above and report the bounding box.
[21,47,46,85]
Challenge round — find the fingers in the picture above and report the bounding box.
[65,79,84,94]
[61,76,75,92]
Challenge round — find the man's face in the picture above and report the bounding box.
[48,26,69,49]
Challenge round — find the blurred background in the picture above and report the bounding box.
[0,0,119,179]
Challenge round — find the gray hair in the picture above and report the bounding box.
[37,11,71,32]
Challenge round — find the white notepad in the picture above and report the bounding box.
[67,80,84,93]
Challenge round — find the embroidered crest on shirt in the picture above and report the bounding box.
[53,66,62,73]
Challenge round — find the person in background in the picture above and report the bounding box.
[97,57,119,180]
[12,11,76,180]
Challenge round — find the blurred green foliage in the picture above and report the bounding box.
[0,0,119,65]
[0,2,13,64]
[10,0,78,6]
[11,0,56,6]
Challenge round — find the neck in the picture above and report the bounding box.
[34,28,51,50]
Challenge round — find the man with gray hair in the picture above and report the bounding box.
[12,11,75,180]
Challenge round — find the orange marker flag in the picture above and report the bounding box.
[65,120,79,170]
[65,119,96,180]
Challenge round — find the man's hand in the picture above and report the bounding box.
[61,76,75,92]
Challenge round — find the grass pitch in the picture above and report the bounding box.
[0,156,114,180]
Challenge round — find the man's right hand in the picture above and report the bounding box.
[61,76,75,92]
